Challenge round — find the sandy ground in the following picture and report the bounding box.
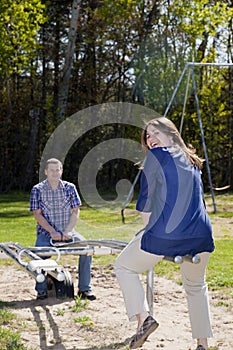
[0,260,232,350]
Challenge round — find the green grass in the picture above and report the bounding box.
[73,315,94,326]
[0,192,233,287]
[0,302,31,350]
[207,239,233,289]
[0,302,15,325]
[0,327,29,350]
[154,239,233,289]
[0,192,141,247]
[71,295,89,313]
[0,191,142,266]
[0,192,35,246]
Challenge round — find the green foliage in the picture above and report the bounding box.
[0,302,29,350]
[0,327,30,349]
[71,295,89,313]
[73,315,94,326]
[180,65,233,188]
[0,306,14,325]
[0,0,47,75]
[0,327,28,350]
[55,308,65,316]
[71,296,94,326]
[170,0,232,41]
[1,0,233,193]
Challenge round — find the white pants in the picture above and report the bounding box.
[114,230,213,339]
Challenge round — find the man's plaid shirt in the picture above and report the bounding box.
[30,179,81,236]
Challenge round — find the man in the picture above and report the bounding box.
[30,158,96,301]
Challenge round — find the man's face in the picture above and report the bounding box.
[45,163,63,183]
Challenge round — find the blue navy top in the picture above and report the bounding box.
[136,147,214,257]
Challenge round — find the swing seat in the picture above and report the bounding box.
[27,259,59,272]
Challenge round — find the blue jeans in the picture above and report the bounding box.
[35,232,92,294]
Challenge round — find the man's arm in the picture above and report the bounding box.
[32,209,62,241]
[63,206,80,237]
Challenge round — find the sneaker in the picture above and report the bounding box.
[77,290,96,301]
[129,315,159,349]
[36,291,48,300]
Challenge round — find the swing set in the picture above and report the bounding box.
[121,62,233,222]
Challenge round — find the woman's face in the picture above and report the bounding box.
[145,124,173,149]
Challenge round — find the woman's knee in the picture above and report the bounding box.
[182,278,207,296]
[114,255,122,276]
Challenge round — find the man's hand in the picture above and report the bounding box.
[50,230,63,241]
[62,233,73,241]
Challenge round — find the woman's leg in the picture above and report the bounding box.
[114,230,162,323]
[180,252,213,349]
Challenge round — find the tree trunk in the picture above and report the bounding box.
[23,108,39,190]
[56,0,81,123]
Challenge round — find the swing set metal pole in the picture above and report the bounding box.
[164,64,189,117]
[190,65,216,213]
[121,65,189,222]
[179,68,191,134]
[123,62,219,215]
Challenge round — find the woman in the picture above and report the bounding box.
[114,117,214,350]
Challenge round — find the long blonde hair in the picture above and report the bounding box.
[141,117,204,169]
